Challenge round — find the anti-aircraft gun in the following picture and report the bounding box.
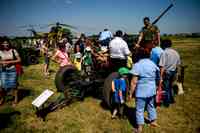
[32,1,182,120]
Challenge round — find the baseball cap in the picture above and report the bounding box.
[118,67,129,75]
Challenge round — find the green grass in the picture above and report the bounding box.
[0,38,200,133]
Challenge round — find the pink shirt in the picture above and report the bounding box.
[55,50,71,67]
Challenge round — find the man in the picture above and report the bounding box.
[99,29,113,48]
[109,30,131,72]
[159,39,181,106]
[136,17,160,50]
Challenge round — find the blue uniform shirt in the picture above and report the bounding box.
[150,46,163,65]
[99,31,113,41]
[129,59,160,98]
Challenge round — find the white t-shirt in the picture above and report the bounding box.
[159,48,181,72]
[0,49,19,60]
[99,31,113,41]
[0,49,19,68]
[109,37,130,59]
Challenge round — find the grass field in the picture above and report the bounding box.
[0,38,200,133]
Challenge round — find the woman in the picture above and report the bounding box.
[52,42,71,67]
[129,47,160,133]
[74,34,86,54]
[41,42,50,76]
[0,38,21,105]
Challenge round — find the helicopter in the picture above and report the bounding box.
[18,22,77,47]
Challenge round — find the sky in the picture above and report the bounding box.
[0,0,200,36]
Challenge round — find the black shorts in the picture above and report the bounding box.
[44,56,50,65]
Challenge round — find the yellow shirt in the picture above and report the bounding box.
[73,58,82,71]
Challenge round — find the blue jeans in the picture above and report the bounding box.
[163,71,176,106]
[136,96,157,125]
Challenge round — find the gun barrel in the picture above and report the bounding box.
[152,3,174,25]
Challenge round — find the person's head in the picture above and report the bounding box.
[85,38,92,47]
[137,47,151,60]
[160,39,172,49]
[153,41,159,47]
[62,38,68,43]
[92,39,99,47]
[57,42,66,51]
[143,17,150,26]
[115,30,123,37]
[75,44,80,53]
[85,46,91,53]
[80,33,86,41]
[118,67,129,77]
[0,37,11,51]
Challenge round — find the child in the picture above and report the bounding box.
[82,47,93,80]
[73,52,82,71]
[111,67,129,119]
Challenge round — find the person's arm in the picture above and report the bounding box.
[51,50,61,64]
[159,66,165,87]
[1,56,21,65]
[123,42,131,56]
[109,31,113,39]
[111,81,115,92]
[157,32,161,46]
[129,76,138,100]
[136,32,143,47]
[158,52,165,83]
[154,25,161,46]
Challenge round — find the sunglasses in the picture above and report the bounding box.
[1,41,9,46]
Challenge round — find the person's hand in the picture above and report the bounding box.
[159,79,163,86]
[0,61,9,65]
[157,79,163,90]
[128,94,132,101]
[135,44,140,48]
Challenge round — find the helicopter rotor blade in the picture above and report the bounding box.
[59,23,77,29]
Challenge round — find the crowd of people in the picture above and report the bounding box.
[0,17,182,133]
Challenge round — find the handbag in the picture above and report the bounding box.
[12,49,23,76]
[156,85,163,106]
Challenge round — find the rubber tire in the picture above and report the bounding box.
[102,72,120,109]
[55,65,77,92]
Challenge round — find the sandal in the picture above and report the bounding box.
[111,115,117,119]
[150,122,160,127]
[12,101,18,107]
